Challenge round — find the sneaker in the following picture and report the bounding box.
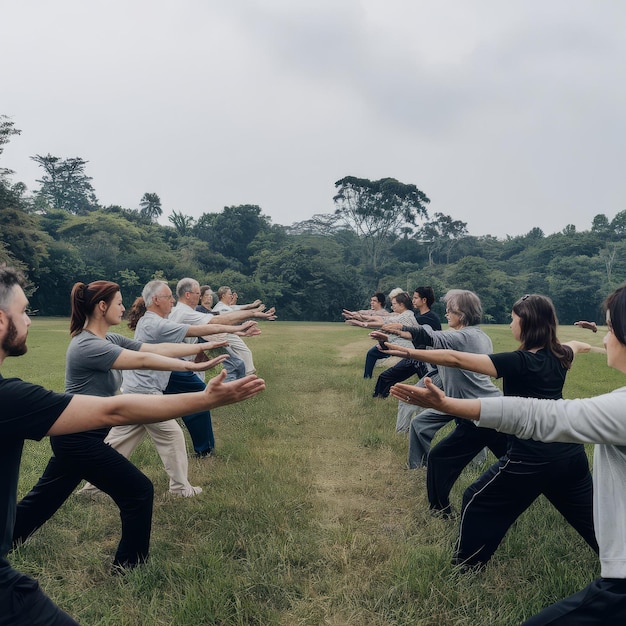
[170,485,203,498]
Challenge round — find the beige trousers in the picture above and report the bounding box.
[80,415,201,497]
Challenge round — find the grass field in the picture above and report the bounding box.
[3,319,617,625]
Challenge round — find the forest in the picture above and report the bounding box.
[1,114,624,323]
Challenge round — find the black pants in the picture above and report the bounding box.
[0,566,80,625]
[13,430,153,567]
[523,578,626,625]
[373,359,422,398]
[456,449,597,567]
[426,420,508,515]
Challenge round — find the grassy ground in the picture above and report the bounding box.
[3,319,617,625]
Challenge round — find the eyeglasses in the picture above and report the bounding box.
[521,294,530,301]
[155,293,174,300]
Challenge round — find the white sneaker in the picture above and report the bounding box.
[170,485,203,498]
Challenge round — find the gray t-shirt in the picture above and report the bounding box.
[122,311,190,393]
[65,331,142,397]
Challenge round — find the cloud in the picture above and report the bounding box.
[2,0,626,237]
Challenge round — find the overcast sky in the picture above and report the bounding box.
[3,0,626,238]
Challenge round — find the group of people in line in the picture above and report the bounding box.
[5,262,626,623]
[345,285,626,624]
[0,267,274,625]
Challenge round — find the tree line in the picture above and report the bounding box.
[1,114,623,324]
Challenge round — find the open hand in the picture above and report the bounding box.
[390,378,445,409]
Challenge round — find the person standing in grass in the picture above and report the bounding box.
[13,279,231,564]
[392,287,626,624]
[78,280,262,497]
[387,294,600,568]
[373,289,506,467]
[0,267,265,625]
[371,286,442,400]
[208,284,264,375]
[345,291,418,379]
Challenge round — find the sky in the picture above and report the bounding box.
[3,0,626,238]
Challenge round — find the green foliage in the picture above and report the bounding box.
[138,192,162,222]
[32,154,98,214]
[333,176,431,275]
[1,115,625,324]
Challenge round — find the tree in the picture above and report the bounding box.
[31,154,98,214]
[416,212,468,265]
[0,115,21,182]
[591,214,611,234]
[139,192,162,222]
[333,176,430,275]
[193,205,273,271]
[168,210,195,236]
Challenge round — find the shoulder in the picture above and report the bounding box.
[0,376,72,438]
[417,310,442,330]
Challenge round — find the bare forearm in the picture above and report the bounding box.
[141,342,203,358]
[48,373,266,435]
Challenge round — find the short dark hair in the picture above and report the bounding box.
[0,265,26,312]
[373,292,386,306]
[414,286,435,308]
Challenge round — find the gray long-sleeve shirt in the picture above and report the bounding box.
[479,388,626,578]
[404,325,501,400]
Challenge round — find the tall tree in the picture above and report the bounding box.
[416,212,468,265]
[333,176,430,274]
[168,210,195,236]
[193,204,273,271]
[31,154,98,214]
[139,192,162,222]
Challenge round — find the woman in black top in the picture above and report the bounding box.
[389,294,601,567]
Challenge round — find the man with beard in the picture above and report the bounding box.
[0,266,266,625]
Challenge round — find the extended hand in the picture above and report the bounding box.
[390,378,445,409]
[256,306,277,320]
[188,354,229,372]
[382,323,403,335]
[574,320,598,333]
[204,370,266,408]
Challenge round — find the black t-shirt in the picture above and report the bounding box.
[0,374,72,583]
[415,309,442,331]
[488,347,583,461]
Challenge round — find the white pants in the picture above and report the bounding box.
[81,419,201,497]
[225,334,255,374]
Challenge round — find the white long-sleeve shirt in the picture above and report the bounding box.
[479,387,626,578]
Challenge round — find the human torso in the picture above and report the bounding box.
[0,375,71,573]
[121,311,189,393]
[490,347,582,460]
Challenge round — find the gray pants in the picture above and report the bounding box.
[395,372,444,434]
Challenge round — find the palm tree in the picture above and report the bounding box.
[139,192,162,222]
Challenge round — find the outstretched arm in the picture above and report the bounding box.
[373,343,498,376]
[209,307,277,324]
[574,320,598,333]
[48,371,266,435]
[186,320,259,337]
[564,340,606,355]
[111,348,228,373]
[390,378,481,420]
